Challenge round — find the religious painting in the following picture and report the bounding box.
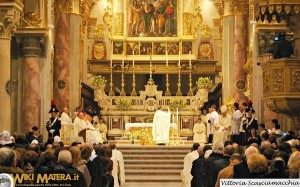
[127,42,139,55]
[113,42,123,54]
[182,42,192,54]
[127,0,178,37]
[153,42,166,55]
[140,42,152,55]
[167,42,179,55]
[198,42,214,60]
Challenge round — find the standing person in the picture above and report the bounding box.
[274,32,293,59]
[164,0,175,36]
[238,102,248,145]
[208,104,219,144]
[60,107,72,123]
[200,108,210,143]
[108,143,126,187]
[152,106,171,145]
[46,100,61,138]
[231,103,241,143]
[193,118,206,145]
[243,105,258,141]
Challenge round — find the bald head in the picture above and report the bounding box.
[63,107,69,113]
[224,145,235,156]
[245,146,259,159]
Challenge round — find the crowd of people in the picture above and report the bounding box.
[182,100,300,187]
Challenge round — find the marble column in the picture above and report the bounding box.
[54,13,71,110]
[233,14,248,103]
[20,37,43,131]
[0,2,23,132]
[222,0,235,101]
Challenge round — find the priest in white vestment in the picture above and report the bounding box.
[213,105,232,146]
[152,106,171,144]
[60,107,75,138]
[109,143,126,187]
[181,143,200,187]
[193,118,206,145]
[94,117,107,142]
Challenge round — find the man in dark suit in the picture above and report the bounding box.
[46,100,61,138]
[274,32,293,59]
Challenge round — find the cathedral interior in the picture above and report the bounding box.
[0,0,300,138]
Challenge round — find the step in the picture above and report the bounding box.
[122,151,189,156]
[126,169,182,176]
[125,182,182,187]
[124,159,183,165]
[124,155,185,160]
[126,175,182,183]
[115,136,188,141]
[125,164,183,170]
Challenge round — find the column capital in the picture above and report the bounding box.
[20,36,44,57]
[230,0,249,15]
[0,0,24,39]
[54,0,74,14]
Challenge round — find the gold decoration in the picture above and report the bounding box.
[93,42,105,60]
[95,24,105,38]
[192,6,203,35]
[201,25,212,38]
[199,43,212,59]
[231,0,249,15]
[103,6,113,39]
[273,69,284,92]
[196,77,213,89]
[291,69,300,91]
[223,95,235,114]
[212,0,224,16]
[263,70,270,93]
[182,12,192,35]
[114,12,124,36]
[54,0,74,13]
[24,12,42,27]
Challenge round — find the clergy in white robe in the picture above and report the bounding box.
[193,118,206,145]
[95,118,108,142]
[109,143,126,187]
[181,144,200,187]
[213,105,232,146]
[200,109,210,140]
[152,106,171,144]
[60,107,76,138]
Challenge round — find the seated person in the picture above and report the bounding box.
[95,117,108,142]
[274,32,293,59]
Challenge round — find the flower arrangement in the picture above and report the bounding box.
[169,98,187,109]
[196,76,213,89]
[93,75,107,89]
[116,99,132,109]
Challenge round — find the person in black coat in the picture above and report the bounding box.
[46,100,61,138]
[243,107,258,141]
[191,147,208,187]
[274,32,293,59]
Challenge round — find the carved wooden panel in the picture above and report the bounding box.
[291,69,300,91]
[263,70,270,94]
[273,68,284,92]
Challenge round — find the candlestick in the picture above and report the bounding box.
[176,108,178,122]
[166,51,168,67]
[178,51,181,67]
[189,51,191,67]
[110,58,112,68]
[172,114,174,124]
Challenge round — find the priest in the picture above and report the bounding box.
[152,106,171,145]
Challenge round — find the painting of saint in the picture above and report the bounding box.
[140,43,152,55]
[153,43,166,55]
[113,42,123,54]
[127,42,139,55]
[182,42,192,54]
[167,42,179,55]
[128,0,177,37]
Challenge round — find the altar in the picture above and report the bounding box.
[125,123,177,130]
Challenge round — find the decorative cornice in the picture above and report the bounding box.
[231,0,249,15]
[212,0,224,16]
[54,0,74,14]
[20,36,44,57]
[0,1,24,39]
[80,0,96,29]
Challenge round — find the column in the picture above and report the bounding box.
[113,0,124,36]
[20,36,43,131]
[222,0,235,101]
[0,2,23,132]
[233,13,248,103]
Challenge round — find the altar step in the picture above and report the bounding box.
[117,145,191,185]
[110,136,194,145]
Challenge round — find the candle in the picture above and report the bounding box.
[133,50,135,67]
[110,58,112,68]
[189,51,191,67]
[150,54,152,67]
[176,108,179,122]
[166,51,168,67]
[178,51,181,66]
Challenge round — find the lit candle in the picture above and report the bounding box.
[122,55,124,67]
[189,51,191,67]
[110,58,112,68]
[133,50,135,67]
[176,108,178,122]
[178,51,181,66]
[166,51,168,67]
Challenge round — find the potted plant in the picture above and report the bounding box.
[196,76,213,89]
